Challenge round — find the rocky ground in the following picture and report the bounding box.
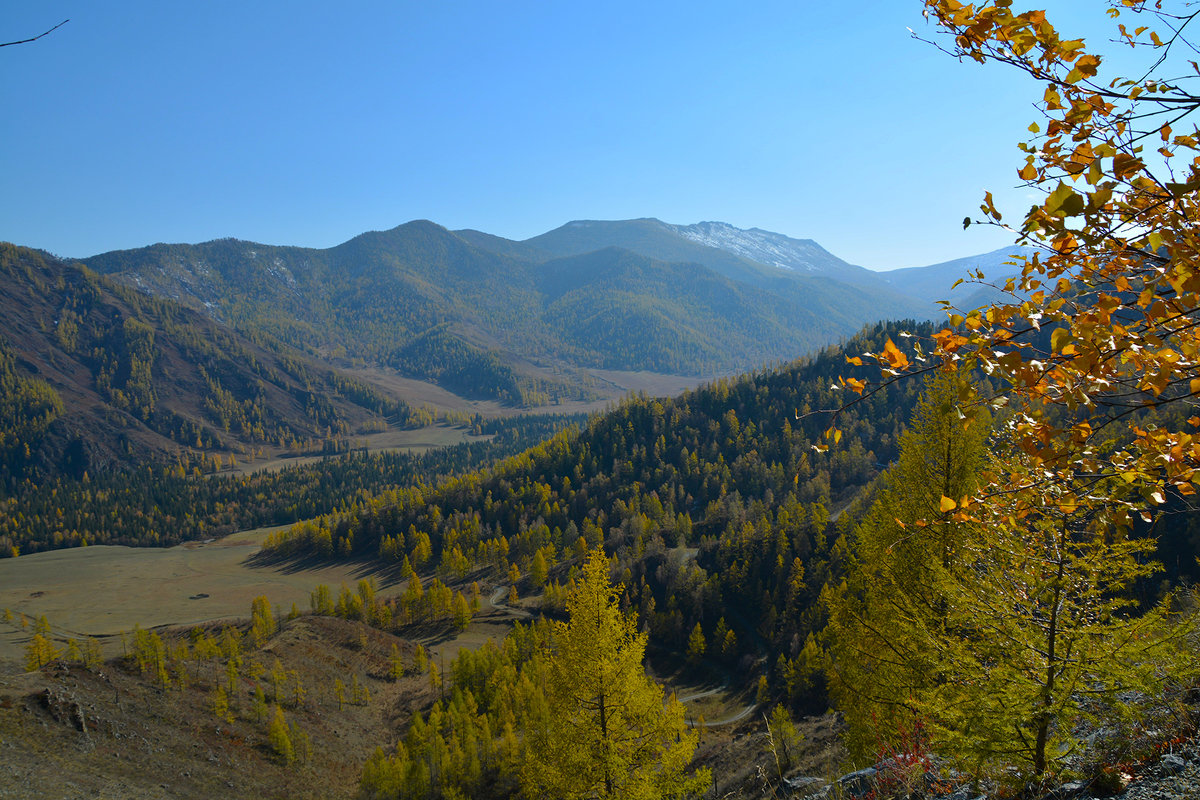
[0,615,433,800]
[4,611,1193,800]
[0,610,803,800]
[773,737,1200,800]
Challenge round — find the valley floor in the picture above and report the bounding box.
[0,527,396,662]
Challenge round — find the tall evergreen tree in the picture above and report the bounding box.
[521,550,710,799]
[267,705,295,765]
[824,370,990,758]
[827,371,1197,779]
[925,454,1195,778]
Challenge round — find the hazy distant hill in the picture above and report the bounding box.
[81,221,914,395]
[527,217,1033,308]
[523,218,780,286]
[84,222,566,404]
[491,217,1019,308]
[534,247,838,372]
[877,245,1033,306]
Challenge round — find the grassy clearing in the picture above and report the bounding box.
[0,525,397,660]
[344,366,707,417]
[230,423,485,475]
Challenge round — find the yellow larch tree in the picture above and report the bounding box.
[521,549,710,800]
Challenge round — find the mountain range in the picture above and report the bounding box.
[81,218,1030,388]
[1,218,1031,478]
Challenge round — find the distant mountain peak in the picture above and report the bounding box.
[670,221,835,273]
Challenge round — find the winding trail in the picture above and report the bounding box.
[680,685,759,728]
[676,681,760,728]
[676,685,726,703]
[488,585,531,618]
[689,701,759,728]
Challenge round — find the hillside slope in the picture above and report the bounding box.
[0,243,412,486]
[262,321,933,712]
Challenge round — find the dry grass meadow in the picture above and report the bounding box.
[0,526,397,660]
[230,423,485,475]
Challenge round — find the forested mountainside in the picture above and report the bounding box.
[81,219,962,404]
[0,243,417,488]
[532,247,876,373]
[0,413,579,557]
[258,310,1200,707]
[256,323,1198,800]
[261,321,932,708]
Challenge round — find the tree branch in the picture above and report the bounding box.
[0,19,69,49]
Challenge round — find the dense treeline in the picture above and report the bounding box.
[0,414,582,557]
[263,322,933,708]
[359,552,708,800]
[361,621,550,800]
[0,338,64,492]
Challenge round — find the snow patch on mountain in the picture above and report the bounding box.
[671,221,832,273]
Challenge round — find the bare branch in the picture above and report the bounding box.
[0,19,69,49]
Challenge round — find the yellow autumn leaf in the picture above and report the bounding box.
[940,495,957,512]
[882,337,910,370]
[1051,328,1070,352]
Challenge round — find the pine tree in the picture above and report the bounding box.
[388,643,405,680]
[922,453,1195,778]
[765,705,802,779]
[252,686,269,723]
[452,591,472,631]
[291,721,312,764]
[824,371,989,757]
[24,633,58,671]
[685,623,706,664]
[827,372,1197,777]
[529,549,549,589]
[81,636,103,669]
[250,595,276,646]
[721,629,738,661]
[268,705,295,765]
[211,684,232,723]
[310,584,333,615]
[521,549,710,799]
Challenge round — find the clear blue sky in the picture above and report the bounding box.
[3,2,1104,269]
